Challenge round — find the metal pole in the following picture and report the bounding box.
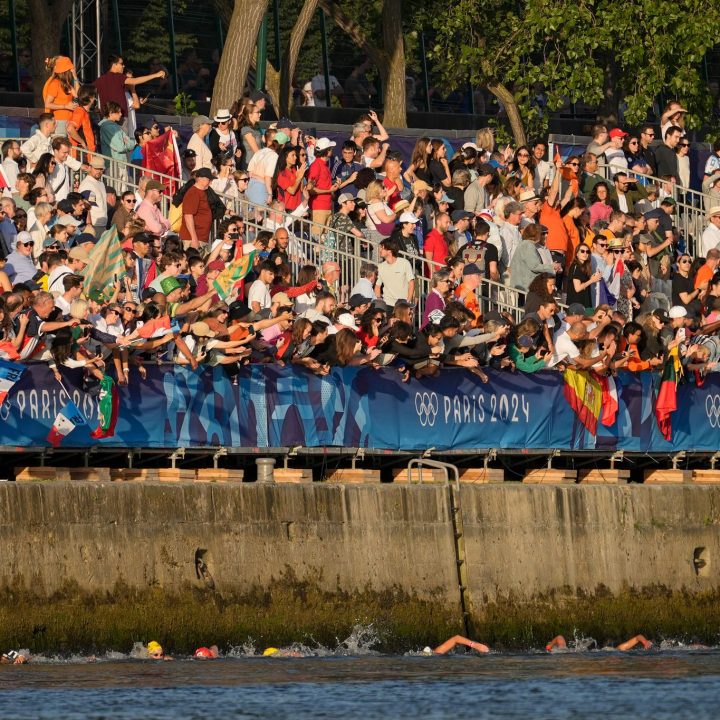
[467,80,475,115]
[319,9,331,108]
[9,0,19,91]
[167,0,178,95]
[256,14,267,89]
[95,0,101,78]
[272,0,281,68]
[419,32,430,112]
[112,0,123,55]
[216,13,224,51]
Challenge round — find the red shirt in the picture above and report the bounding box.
[179,185,213,245]
[94,71,129,115]
[382,176,402,209]
[423,228,450,270]
[308,158,332,211]
[276,167,302,211]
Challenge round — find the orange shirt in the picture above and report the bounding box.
[563,214,580,266]
[455,282,481,326]
[43,77,74,122]
[539,201,569,254]
[68,106,96,151]
[695,263,713,290]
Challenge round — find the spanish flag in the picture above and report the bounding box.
[563,367,602,435]
[656,347,682,442]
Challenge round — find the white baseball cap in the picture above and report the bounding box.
[399,212,420,224]
[336,312,359,331]
[668,306,687,319]
[315,137,336,151]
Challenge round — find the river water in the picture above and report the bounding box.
[2,646,720,719]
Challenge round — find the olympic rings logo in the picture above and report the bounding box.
[706,395,720,427]
[415,391,439,427]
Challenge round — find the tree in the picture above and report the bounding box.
[279,0,320,116]
[211,0,271,116]
[318,0,407,127]
[28,0,75,107]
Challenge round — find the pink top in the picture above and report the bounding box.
[589,201,613,227]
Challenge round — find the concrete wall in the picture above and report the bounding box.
[2,482,720,649]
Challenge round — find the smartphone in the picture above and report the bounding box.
[676,328,686,342]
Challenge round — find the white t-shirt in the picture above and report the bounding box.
[553,332,580,365]
[377,257,414,306]
[248,148,279,178]
[247,279,271,310]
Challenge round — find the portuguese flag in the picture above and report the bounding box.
[655,347,682,442]
[563,367,602,435]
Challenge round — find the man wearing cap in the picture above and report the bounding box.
[328,194,365,253]
[454,263,482,326]
[180,169,213,249]
[181,148,197,183]
[451,209,473,250]
[187,115,214,171]
[48,246,89,292]
[128,232,157,301]
[160,276,215,320]
[519,190,541,229]
[390,210,421,257]
[307,138,338,230]
[605,128,629,170]
[4,232,38,284]
[136,180,170,237]
[700,207,720,257]
[78,156,108,235]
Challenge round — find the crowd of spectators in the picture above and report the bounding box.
[1,59,720,391]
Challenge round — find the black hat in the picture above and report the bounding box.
[249,90,268,103]
[349,293,370,308]
[652,308,670,323]
[228,300,252,321]
[183,149,197,159]
[462,262,481,276]
[451,209,473,223]
[69,232,97,248]
[277,116,297,129]
[566,303,586,316]
[195,168,213,180]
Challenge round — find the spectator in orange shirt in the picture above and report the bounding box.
[561,197,586,265]
[694,248,720,295]
[454,262,482,326]
[42,56,79,135]
[67,85,98,155]
[619,321,663,372]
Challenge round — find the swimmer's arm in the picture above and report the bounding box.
[616,635,652,651]
[433,635,490,654]
[545,635,567,651]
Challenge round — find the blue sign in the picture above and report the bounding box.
[0,363,718,452]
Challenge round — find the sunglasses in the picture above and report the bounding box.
[152,125,159,130]
[597,243,607,249]
[679,143,690,147]
[680,259,691,264]
[517,153,529,158]
[577,249,589,254]
[612,249,623,254]
[238,177,249,182]
[567,162,580,167]
[123,306,136,312]
[21,241,34,247]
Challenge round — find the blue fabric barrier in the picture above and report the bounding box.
[1,363,719,452]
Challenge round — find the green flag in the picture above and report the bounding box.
[81,226,125,296]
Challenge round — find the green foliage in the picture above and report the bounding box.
[174,92,197,116]
[125,0,197,67]
[429,0,720,138]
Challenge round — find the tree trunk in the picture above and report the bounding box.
[379,0,406,128]
[211,0,270,116]
[28,0,74,107]
[279,0,319,117]
[488,81,526,146]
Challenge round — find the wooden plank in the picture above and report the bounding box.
[14,467,71,482]
[393,468,446,483]
[523,469,577,485]
[578,469,630,485]
[692,470,720,484]
[326,469,381,483]
[111,469,159,482]
[643,469,692,484]
[69,468,111,482]
[156,468,196,483]
[195,468,245,483]
[273,468,312,483]
[459,468,506,484]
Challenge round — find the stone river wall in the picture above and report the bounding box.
[1,482,719,652]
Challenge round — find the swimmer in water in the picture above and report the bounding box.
[194,646,220,659]
[262,647,304,658]
[1,650,28,664]
[546,635,652,652]
[425,635,490,655]
[147,641,173,660]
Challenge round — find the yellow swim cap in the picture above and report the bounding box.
[147,641,163,655]
[262,647,279,656]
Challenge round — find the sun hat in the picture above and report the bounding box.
[190,321,217,338]
[399,211,420,224]
[192,115,212,132]
[315,137,336,152]
[213,109,232,123]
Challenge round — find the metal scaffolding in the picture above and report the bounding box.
[70,0,102,83]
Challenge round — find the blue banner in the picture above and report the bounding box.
[0,363,718,452]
